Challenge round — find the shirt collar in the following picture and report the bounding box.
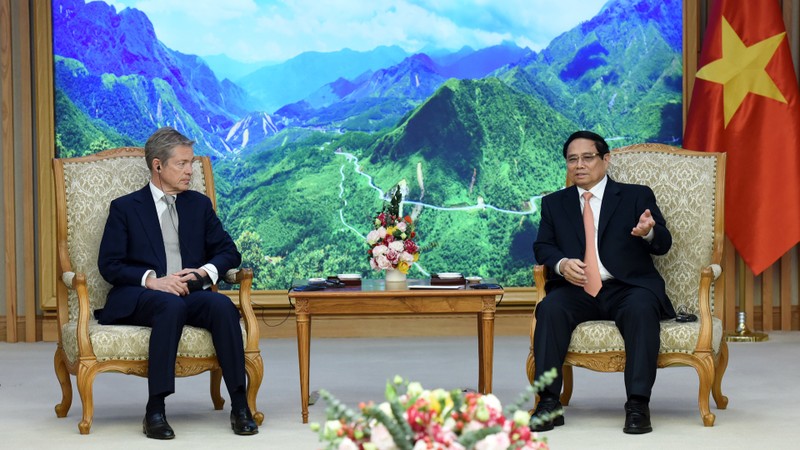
[149,181,171,203]
[577,175,608,201]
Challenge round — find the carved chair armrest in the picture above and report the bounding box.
[71,272,97,359]
[694,265,720,353]
[228,268,259,351]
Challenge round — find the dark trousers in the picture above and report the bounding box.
[119,289,246,399]
[533,280,662,400]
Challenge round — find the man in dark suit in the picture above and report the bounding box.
[97,127,257,439]
[531,131,674,435]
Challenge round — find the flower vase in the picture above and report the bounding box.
[385,268,407,282]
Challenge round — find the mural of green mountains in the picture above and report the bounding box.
[52,0,682,289]
[501,0,683,144]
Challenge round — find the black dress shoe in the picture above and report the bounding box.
[623,400,653,434]
[143,412,175,440]
[529,398,565,432]
[230,407,259,435]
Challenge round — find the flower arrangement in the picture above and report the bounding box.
[366,184,419,274]
[311,369,558,450]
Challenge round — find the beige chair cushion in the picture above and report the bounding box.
[61,321,248,364]
[568,318,724,356]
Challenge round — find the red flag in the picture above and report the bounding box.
[684,0,800,275]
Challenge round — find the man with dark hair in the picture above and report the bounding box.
[97,126,258,439]
[531,130,674,434]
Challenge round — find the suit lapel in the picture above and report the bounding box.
[598,177,621,240]
[132,185,168,271]
[559,186,586,247]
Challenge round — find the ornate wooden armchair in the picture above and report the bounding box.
[526,143,729,426]
[52,147,264,434]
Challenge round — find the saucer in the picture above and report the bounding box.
[436,272,462,279]
[307,277,326,284]
[465,276,482,283]
[337,273,362,280]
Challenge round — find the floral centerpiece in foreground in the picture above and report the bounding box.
[366,183,419,278]
[311,369,558,450]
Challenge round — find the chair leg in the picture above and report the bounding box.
[693,355,716,427]
[210,369,224,410]
[560,365,574,406]
[76,362,98,434]
[245,352,265,425]
[712,341,729,410]
[54,347,73,418]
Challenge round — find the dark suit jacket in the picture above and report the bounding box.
[534,177,675,318]
[96,185,241,323]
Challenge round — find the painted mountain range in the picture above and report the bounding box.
[52,0,682,288]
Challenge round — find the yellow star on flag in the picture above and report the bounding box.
[695,16,787,127]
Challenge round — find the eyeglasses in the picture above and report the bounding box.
[566,152,601,166]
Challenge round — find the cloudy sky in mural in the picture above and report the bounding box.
[100,0,607,63]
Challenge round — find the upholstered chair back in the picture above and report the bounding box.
[607,144,723,316]
[56,148,209,322]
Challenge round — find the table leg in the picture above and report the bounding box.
[295,300,311,423]
[477,312,484,392]
[479,298,495,394]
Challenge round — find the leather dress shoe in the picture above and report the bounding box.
[142,411,175,440]
[230,407,259,435]
[529,398,565,432]
[623,400,652,434]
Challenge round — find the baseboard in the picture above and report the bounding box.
[0,315,44,342]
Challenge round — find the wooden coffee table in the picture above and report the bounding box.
[288,278,503,423]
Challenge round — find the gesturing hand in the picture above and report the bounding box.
[631,209,655,237]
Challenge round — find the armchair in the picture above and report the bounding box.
[526,143,729,426]
[52,147,264,434]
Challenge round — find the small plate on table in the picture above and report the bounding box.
[435,272,463,279]
[337,273,362,280]
[307,277,326,285]
[465,276,482,284]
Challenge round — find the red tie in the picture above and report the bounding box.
[582,192,602,297]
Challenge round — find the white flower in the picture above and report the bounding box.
[388,240,405,252]
[396,221,407,232]
[370,423,398,450]
[474,432,511,450]
[372,244,388,257]
[482,394,502,413]
[513,409,531,426]
[374,255,391,270]
[406,382,424,397]
[322,420,342,440]
[366,229,382,245]
[338,437,359,450]
[400,251,415,263]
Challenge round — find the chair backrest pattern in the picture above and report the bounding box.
[607,144,721,315]
[59,149,209,322]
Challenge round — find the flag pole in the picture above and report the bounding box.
[726,257,768,342]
